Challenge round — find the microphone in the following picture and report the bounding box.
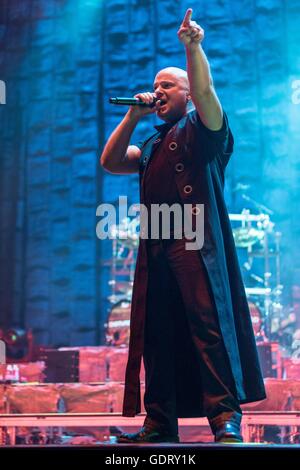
[109,97,158,107]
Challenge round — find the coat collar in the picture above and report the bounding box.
[154,111,190,135]
[154,122,174,133]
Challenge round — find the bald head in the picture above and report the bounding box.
[153,67,193,122]
[155,67,190,91]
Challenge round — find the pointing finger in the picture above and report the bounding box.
[182,8,193,26]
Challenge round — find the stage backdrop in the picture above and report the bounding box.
[0,0,299,346]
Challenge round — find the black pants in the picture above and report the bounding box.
[143,238,241,435]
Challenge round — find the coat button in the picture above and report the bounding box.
[175,163,184,173]
[183,185,192,194]
[143,156,148,163]
[191,206,201,215]
[169,141,178,151]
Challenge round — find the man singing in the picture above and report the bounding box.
[100,8,266,443]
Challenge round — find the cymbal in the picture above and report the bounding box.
[108,294,132,304]
[249,250,280,258]
[245,287,271,296]
[233,227,265,248]
[229,213,269,223]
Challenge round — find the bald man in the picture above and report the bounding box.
[100,9,266,444]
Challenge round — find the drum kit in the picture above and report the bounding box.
[105,206,288,347]
[229,209,284,341]
[104,217,138,345]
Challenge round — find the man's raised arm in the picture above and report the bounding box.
[177,8,223,131]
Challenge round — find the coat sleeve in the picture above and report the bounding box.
[189,110,234,170]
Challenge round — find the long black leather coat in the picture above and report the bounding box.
[123,110,266,417]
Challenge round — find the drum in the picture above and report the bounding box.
[106,300,264,343]
[105,301,131,346]
[248,300,263,337]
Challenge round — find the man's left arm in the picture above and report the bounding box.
[178,8,223,131]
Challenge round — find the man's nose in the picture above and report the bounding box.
[155,89,164,98]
